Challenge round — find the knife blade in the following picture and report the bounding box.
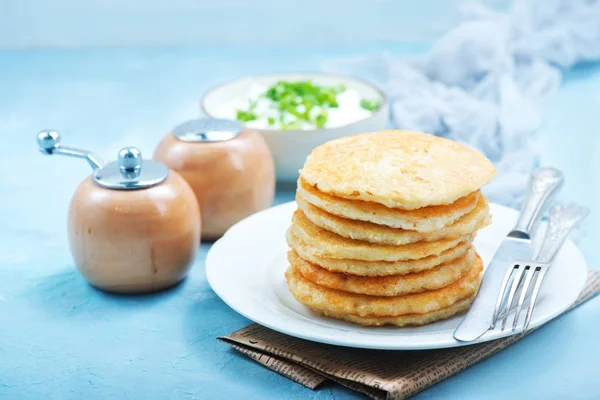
[453,168,564,342]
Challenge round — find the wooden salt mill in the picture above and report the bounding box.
[154,118,275,240]
[37,130,200,294]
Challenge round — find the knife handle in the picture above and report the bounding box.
[513,168,563,236]
[537,204,589,263]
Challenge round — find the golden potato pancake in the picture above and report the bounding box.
[316,296,475,327]
[290,209,471,261]
[297,193,490,245]
[297,178,479,232]
[285,254,483,317]
[286,229,472,276]
[299,130,496,209]
[288,246,476,296]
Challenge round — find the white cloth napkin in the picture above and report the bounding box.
[323,0,600,207]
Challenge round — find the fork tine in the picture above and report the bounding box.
[523,266,549,331]
[512,266,534,331]
[491,264,517,329]
[501,265,527,330]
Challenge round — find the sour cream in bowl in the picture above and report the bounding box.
[201,73,389,183]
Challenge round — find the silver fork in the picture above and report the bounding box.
[491,204,589,333]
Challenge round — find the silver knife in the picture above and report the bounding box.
[453,167,564,342]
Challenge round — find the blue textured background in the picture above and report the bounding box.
[0,0,508,49]
[0,30,599,400]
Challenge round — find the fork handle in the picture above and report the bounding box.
[536,204,589,263]
[513,168,563,235]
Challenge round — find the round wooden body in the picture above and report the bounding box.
[154,128,275,239]
[68,172,201,294]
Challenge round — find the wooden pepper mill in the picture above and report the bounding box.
[37,130,201,294]
[154,118,275,240]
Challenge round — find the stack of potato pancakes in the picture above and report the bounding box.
[285,130,497,327]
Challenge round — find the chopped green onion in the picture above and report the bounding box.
[360,98,382,112]
[236,110,258,122]
[235,80,373,129]
[314,112,328,128]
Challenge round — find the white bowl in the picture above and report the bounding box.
[201,73,389,183]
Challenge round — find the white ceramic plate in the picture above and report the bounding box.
[206,202,588,350]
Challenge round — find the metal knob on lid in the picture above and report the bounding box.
[172,118,243,143]
[37,130,169,190]
[119,147,142,175]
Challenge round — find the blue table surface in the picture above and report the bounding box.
[0,46,599,400]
